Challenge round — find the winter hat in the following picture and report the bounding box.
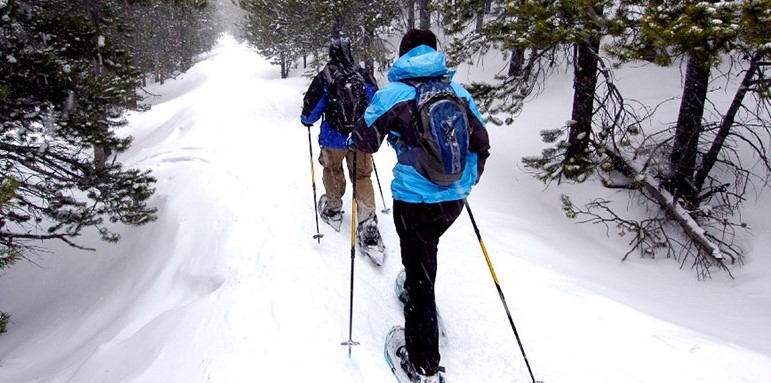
[398,29,437,57]
[329,37,354,67]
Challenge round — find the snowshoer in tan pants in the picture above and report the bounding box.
[300,37,381,245]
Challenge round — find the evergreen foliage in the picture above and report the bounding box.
[0,0,220,334]
[608,1,747,66]
[0,312,8,334]
[0,177,21,270]
[440,0,616,179]
[608,1,771,206]
[238,0,400,77]
[239,0,306,78]
[440,1,769,273]
[118,0,220,85]
[1,0,159,255]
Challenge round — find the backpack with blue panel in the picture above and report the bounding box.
[404,75,472,186]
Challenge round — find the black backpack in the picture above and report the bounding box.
[406,77,472,186]
[323,66,369,134]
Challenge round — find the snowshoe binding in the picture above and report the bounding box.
[357,217,385,265]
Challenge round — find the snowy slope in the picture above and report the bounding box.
[0,35,770,383]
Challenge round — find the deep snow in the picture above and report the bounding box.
[0,35,770,383]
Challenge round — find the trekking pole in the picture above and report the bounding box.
[306,125,324,243]
[372,158,390,214]
[464,199,539,383]
[341,151,360,356]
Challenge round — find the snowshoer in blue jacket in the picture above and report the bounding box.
[349,29,490,383]
[301,37,381,244]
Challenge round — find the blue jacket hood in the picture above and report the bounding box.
[387,45,449,82]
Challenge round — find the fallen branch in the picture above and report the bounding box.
[602,145,730,272]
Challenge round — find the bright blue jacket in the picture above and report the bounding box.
[350,45,490,203]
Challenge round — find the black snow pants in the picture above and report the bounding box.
[392,199,464,376]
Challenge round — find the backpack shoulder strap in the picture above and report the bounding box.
[322,66,335,85]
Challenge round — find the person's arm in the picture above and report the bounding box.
[300,72,327,125]
[350,82,415,153]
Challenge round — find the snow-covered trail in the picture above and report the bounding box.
[1,35,770,383]
[128,36,770,383]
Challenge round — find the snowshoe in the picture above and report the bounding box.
[384,326,445,383]
[357,218,385,265]
[317,194,343,232]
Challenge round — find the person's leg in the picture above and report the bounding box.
[345,150,376,223]
[393,199,464,376]
[318,148,347,213]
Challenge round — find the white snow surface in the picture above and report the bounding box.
[1,35,770,383]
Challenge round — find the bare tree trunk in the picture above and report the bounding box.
[508,48,525,77]
[418,0,430,29]
[565,38,600,176]
[94,146,109,170]
[87,0,109,170]
[694,54,762,192]
[669,54,711,206]
[406,0,415,29]
[280,52,288,79]
[475,1,485,32]
[472,0,492,30]
[507,0,526,76]
[363,25,375,71]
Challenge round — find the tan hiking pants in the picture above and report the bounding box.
[319,147,376,224]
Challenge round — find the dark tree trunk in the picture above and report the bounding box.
[475,1,485,32]
[94,146,110,170]
[406,0,415,29]
[418,0,430,29]
[280,52,288,79]
[508,48,525,77]
[668,54,711,206]
[363,26,375,72]
[507,0,526,77]
[565,38,601,176]
[693,54,762,193]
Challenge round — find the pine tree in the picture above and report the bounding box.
[441,0,617,180]
[239,0,399,77]
[1,0,226,333]
[240,0,303,78]
[1,0,158,255]
[118,0,220,85]
[609,0,770,206]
